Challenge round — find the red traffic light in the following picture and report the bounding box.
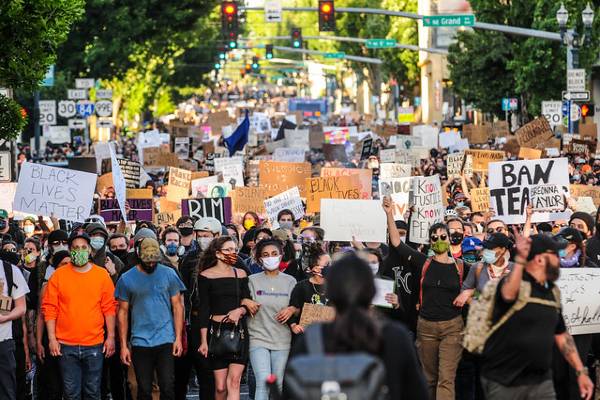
[321,2,332,13]
[223,3,236,14]
[318,1,335,32]
[581,103,594,117]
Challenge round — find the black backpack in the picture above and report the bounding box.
[2,260,23,339]
[285,324,388,400]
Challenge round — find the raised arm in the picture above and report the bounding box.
[500,229,529,302]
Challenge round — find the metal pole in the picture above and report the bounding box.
[272,45,383,64]
[33,91,40,158]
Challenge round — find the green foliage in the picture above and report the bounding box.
[0,95,27,140]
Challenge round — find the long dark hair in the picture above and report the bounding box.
[326,253,381,354]
[198,236,234,272]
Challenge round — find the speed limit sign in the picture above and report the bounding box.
[38,100,57,125]
[95,100,113,117]
[541,101,562,127]
[58,100,76,118]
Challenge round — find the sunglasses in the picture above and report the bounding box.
[553,223,567,229]
[486,227,506,235]
[430,234,448,242]
[51,240,68,246]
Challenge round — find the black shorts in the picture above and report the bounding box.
[208,319,249,370]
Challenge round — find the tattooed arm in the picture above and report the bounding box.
[555,332,594,400]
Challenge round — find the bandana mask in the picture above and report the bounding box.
[70,249,89,267]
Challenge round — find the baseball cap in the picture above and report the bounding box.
[483,233,513,250]
[527,234,568,261]
[0,209,8,219]
[555,227,584,244]
[133,227,157,244]
[194,217,222,234]
[48,229,69,244]
[68,231,91,247]
[462,236,483,253]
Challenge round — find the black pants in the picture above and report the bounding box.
[14,337,30,400]
[132,344,175,400]
[174,325,214,400]
[101,351,131,400]
[35,353,63,400]
[0,340,17,400]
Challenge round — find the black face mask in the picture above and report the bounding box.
[0,219,7,230]
[111,249,129,263]
[140,261,157,273]
[450,232,464,245]
[179,227,194,237]
[0,250,20,266]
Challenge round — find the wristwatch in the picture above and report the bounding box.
[576,367,589,377]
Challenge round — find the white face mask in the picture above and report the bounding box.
[369,262,379,275]
[53,244,68,253]
[261,256,281,271]
[198,237,212,251]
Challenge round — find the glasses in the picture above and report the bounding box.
[4,248,17,253]
[553,223,567,229]
[486,227,506,235]
[51,240,68,246]
[430,234,448,242]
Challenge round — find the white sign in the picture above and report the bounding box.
[273,147,306,163]
[95,89,113,99]
[13,162,96,222]
[67,89,87,100]
[0,183,17,212]
[411,125,439,149]
[378,177,412,221]
[570,103,581,122]
[410,175,445,244]
[379,148,395,163]
[264,0,282,22]
[379,163,411,179]
[557,268,600,335]
[488,158,570,225]
[567,69,586,92]
[191,175,220,198]
[95,100,113,117]
[542,101,562,127]
[264,187,305,229]
[97,118,113,128]
[68,118,86,129]
[321,199,387,243]
[373,278,395,308]
[0,152,11,182]
[284,129,310,151]
[94,141,115,173]
[110,146,128,222]
[57,100,76,118]
[38,100,57,125]
[47,126,71,143]
[530,183,565,212]
[214,156,245,187]
[75,78,95,89]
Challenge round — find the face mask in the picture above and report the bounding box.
[463,253,479,264]
[165,243,179,256]
[560,249,580,268]
[456,202,464,207]
[369,262,379,275]
[179,227,193,237]
[90,237,105,251]
[262,256,281,271]
[24,225,34,234]
[573,175,580,181]
[482,248,500,265]
[24,253,37,264]
[0,250,20,265]
[450,232,464,245]
[243,220,256,230]
[220,252,238,266]
[431,240,450,254]
[0,219,6,230]
[111,249,128,263]
[279,221,293,230]
[70,249,89,267]
[199,237,213,251]
[400,236,406,243]
[52,244,68,253]
[558,248,567,258]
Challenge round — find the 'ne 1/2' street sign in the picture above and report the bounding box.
[324,52,345,59]
[365,39,397,49]
[562,91,590,101]
[422,14,475,27]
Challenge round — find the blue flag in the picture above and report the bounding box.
[224,110,249,156]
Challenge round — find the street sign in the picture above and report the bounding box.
[502,98,518,111]
[38,100,57,125]
[365,39,397,49]
[567,69,586,92]
[0,152,11,182]
[264,1,282,22]
[47,126,71,143]
[95,89,113,99]
[0,88,12,98]
[68,89,87,100]
[541,101,562,127]
[422,14,475,27]
[97,118,113,128]
[570,103,581,122]
[562,91,590,101]
[68,119,86,129]
[75,78,95,89]
[58,100,77,118]
[95,100,113,117]
[324,52,345,59]
[41,65,54,87]
[76,100,95,117]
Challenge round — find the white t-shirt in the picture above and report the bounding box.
[0,262,30,341]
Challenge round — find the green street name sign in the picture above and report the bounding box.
[365,39,397,49]
[422,15,475,27]
[324,52,345,59]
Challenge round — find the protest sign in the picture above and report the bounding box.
[174,137,191,159]
[449,138,470,153]
[68,157,97,175]
[264,187,305,229]
[409,175,445,244]
[14,162,96,222]
[214,156,244,187]
[320,199,386,243]
[518,147,542,160]
[181,197,232,223]
[557,268,600,335]
[191,175,220,198]
[379,148,395,163]
[273,147,306,163]
[411,125,439,149]
[322,143,347,162]
[308,125,324,149]
[96,173,113,196]
[579,123,597,141]
[447,152,467,178]
[158,198,179,213]
[305,176,361,214]
[489,158,570,224]
[492,121,510,138]
[299,303,336,328]
[259,161,311,197]
[178,158,198,172]
[231,187,267,215]
[570,184,600,206]
[359,137,374,161]
[373,278,395,308]
[570,139,595,155]
[530,184,566,212]
[321,168,372,200]
[117,159,140,189]
[126,188,152,199]
[94,142,114,173]
[206,183,232,198]
[143,147,179,168]
[574,197,596,214]
[155,209,182,227]
[99,198,153,222]
[439,131,461,148]
[0,183,17,213]
[284,129,310,150]
[110,146,128,222]
[462,124,490,144]
[323,127,350,144]
[470,187,490,212]
[465,150,505,171]
[516,118,554,148]
[167,167,191,203]
[379,163,411,179]
[378,177,412,221]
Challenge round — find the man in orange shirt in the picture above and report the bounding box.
[42,232,117,400]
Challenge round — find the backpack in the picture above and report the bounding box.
[1,260,23,339]
[463,279,561,354]
[418,257,464,309]
[285,324,388,400]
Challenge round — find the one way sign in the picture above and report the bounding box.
[265,1,282,22]
[562,91,590,101]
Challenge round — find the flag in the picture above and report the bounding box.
[275,119,297,142]
[225,110,249,156]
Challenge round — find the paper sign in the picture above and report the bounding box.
[516,118,554,148]
[181,197,232,223]
[323,127,350,144]
[489,158,570,224]
[411,125,439,149]
[465,150,505,171]
[305,176,361,214]
[557,268,600,335]
[409,175,445,244]
[117,159,140,189]
[167,167,191,203]
[259,161,311,197]
[191,176,220,198]
[518,147,542,160]
[99,198,153,222]
[14,162,96,222]
[214,156,244,187]
[373,278,395,308]
[378,177,412,221]
[574,197,596,214]
[0,183,17,213]
[155,209,182,226]
[273,147,306,163]
[439,131,461,148]
[447,152,470,178]
[379,163,411,179]
[299,303,335,328]
[174,137,191,159]
[570,184,600,207]
[379,148,395,163]
[321,168,372,200]
[470,187,490,212]
[264,187,305,228]
[320,199,386,243]
[231,187,267,215]
[530,184,566,212]
[284,129,310,150]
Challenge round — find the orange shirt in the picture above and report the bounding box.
[42,263,117,346]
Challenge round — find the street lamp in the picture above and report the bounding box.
[556,2,595,68]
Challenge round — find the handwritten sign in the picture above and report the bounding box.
[259,161,311,197]
[470,188,490,212]
[99,198,153,222]
[167,167,191,203]
[273,147,306,163]
[181,197,232,224]
[570,184,600,207]
[14,162,96,222]
[465,150,505,171]
[462,124,490,144]
[410,175,445,244]
[557,268,600,335]
[379,163,411,179]
[379,148,395,163]
[320,199,386,243]
[117,159,140,189]
[305,176,361,214]
[264,187,305,228]
[214,156,244,187]
[155,209,182,226]
[320,168,372,200]
[447,152,473,178]
[378,177,412,221]
[516,118,553,148]
[530,184,565,212]
[299,303,336,328]
[143,147,179,168]
[231,187,267,215]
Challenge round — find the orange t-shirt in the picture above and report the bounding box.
[42,263,117,346]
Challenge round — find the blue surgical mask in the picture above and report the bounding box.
[482,249,499,264]
[558,248,567,258]
[165,243,179,256]
[90,237,105,251]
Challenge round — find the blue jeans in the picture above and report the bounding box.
[59,344,104,400]
[249,347,289,400]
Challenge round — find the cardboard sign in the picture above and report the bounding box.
[309,125,324,149]
[167,167,191,203]
[155,209,182,227]
[570,184,600,207]
[158,198,179,213]
[264,187,305,228]
[14,162,96,222]
[259,161,311,197]
[462,124,490,144]
[214,156,244,187]
[191,175,220,198]
[530,184,565,212]
[231,187,268,215]
[99,198,153,222]
[322,143,347,162]
[273,147,306,163]
[409,175,445,244]
[470,187,490,212]
[378,177,412,221]
[181,197,232,223]
[492,121,510,138]
[489,158,570,224]
[557,268,600,335]
[174,137,191,159]
[570,139,595,155]
[579,123,597,141]
[321,168,372,200]
[305,176,361,214]
[126,188,153,199]
[143,147,179,168]
[518,147,542,160]
[465,150,505,171]
[447,152,473,178]
[299,303,335,328]
[117,159,140,189]
[320,199,386,243]
[379,163,411,179]
[516,118,554,148]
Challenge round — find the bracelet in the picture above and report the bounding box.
[576,367,589,377]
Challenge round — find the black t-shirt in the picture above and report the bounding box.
[481,271,566,386]
[382,246,418,331]
[420,259,462,321]
[288,279,328,326]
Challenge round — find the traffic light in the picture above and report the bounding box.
[214,62,221,70]
[251,56,260,72]
[266,44,274,60]
[245,63,252,74]
[581,103,595,117]
[318,0,335,32]
[291,28,302,49]
[221,1,238,34]
[218,47,227,61]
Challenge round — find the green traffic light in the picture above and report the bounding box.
[266,54,273,59]
[214,63,221,69]
[219,53,225,60]
[229,41,237,48]
[293,40,300,48]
